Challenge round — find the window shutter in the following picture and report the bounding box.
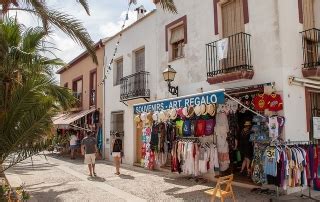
[135,49,145,72]
[303,0,315,30]
[170,25,184,44]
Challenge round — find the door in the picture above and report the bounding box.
[306,89,320,139]
[221,0,245,70]
[136,126,143,164]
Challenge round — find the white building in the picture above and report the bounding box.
[103,0,320,167]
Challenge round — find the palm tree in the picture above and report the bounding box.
[0,17,75,171]
[0,0,98,63]
[158,0,177,13]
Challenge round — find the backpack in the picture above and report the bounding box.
[113,139,122,152]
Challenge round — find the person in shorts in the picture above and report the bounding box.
[69,131,78,159]
[112,132,122,175]
[81,131,98,177]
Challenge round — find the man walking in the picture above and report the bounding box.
[81,131,98,177]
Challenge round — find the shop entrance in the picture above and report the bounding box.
[306,88,320,139]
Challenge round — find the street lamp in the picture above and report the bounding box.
[162,65,178,96]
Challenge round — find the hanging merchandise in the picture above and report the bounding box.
[267,92,283,112]
[215,110,230,172]
[267,115,285,141]
[217,38,229,60]
[253,93,269,112]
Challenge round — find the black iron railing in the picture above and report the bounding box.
[206,32,253,77]
[120,71,150,101]
[301,28,320,69]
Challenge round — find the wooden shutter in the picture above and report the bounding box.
[221,0,244,37]
[303,0,315,30]
[135,48,145,72]
[114,59,123,86]
[170,25,184,44]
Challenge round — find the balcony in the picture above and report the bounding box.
[71,92,82,111]
[206,32,254,84]
[120,71,150,102]
[301,28,320,78]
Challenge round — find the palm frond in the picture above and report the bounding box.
[77,0,90,15]
[159,0,177,13]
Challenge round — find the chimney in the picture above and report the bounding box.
[135,5,147,20]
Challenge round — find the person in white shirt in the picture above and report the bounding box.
[69,132,78,159]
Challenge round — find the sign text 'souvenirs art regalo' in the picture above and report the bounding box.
[133,89,225,114]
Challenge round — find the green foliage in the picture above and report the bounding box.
[0,17,75,171]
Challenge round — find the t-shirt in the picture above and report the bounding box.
[253,93,269,111]
[196,120,206,137]
[113,139,122,152]
[205,119,216,136]
[268,116,279,140]
[70,135,78,146]
[264,147,278,176]
[183,120,191,136]
[176,120,184,136]
[268,93,283,111]
[81,136,97,154]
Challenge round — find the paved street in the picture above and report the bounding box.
[5,154,320,202]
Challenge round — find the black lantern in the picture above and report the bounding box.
[162,65,178,96]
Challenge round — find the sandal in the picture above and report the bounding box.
[115,172,120,175]
[93,172,97,177]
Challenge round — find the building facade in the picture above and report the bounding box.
[56,40,105,154]
[103,0,320,166]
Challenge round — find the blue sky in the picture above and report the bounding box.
[11,0,155,63]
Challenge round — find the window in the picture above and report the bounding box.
[171,25,185,60]
[90,69,97,106]
[64,82,68,88]
[114,58,123,86]
[165,16,187,61]
[111,111,124,134]
[135,48,145,72]
[303,0,315,30]
[72,76,83,107]
[221,0,244,37]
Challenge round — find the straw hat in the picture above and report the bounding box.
[140,113,147,122]
[169,108,177,120]
[146,112,153,123]
[159,111,165,122]
[194,105,202,116]
[134,114,141,123]
[206,104,216,116]
[187,106,195,118]
[244,121,252,126]
[152,112,158,121]
[200,104,206,115]
[182,107,189,117]
[164,109,171,121]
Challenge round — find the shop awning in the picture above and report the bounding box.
[289,76,320,90]
[53,108,96,127]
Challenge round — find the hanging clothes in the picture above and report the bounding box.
[215,111,230,171]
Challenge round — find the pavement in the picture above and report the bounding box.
[5,153,320,202]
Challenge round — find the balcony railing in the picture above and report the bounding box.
[120,71,150,101]
[206,32,253,77]
[301,28,320,69]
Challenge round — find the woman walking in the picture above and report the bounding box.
[112,132,123,175]
[238,121,253,176]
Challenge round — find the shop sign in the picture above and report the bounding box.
[133,90,225,114]
[313,117,320,139]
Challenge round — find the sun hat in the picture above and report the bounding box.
[182,107,189,117]
[194,105,202,116]
[187,106,195,118]
[145,112,153,124]
[159,111,165,122]
[170,108,177,120]
[164,109,171,121]
[200,104,207,115]
[244,121,252,126]
[140,112,147,122]
[206,104,216,116]
[152,112,158,121]
[134,114,141,123]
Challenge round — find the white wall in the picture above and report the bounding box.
[104,0,312,164]
[104,12,157,164]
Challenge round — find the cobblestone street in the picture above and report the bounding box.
[5,154,320,202]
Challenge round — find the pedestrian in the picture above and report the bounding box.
[81,131,98,177]
[238,121,253,177]
[112,132,122,175]
[69,131,78,159]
